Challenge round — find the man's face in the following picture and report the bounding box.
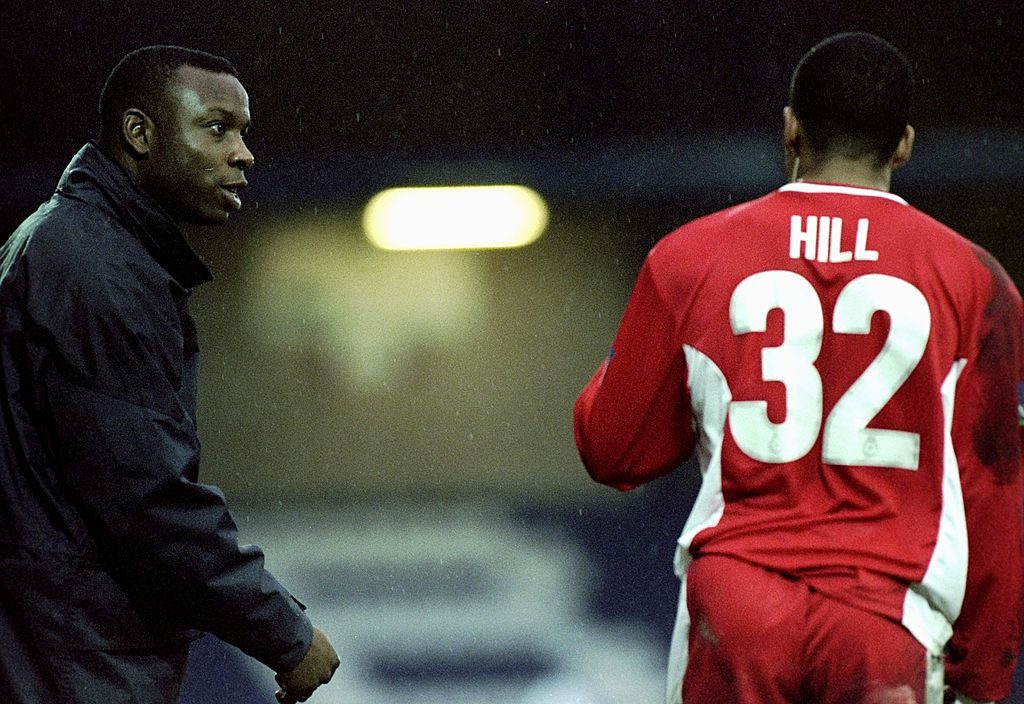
[140,65,253,225]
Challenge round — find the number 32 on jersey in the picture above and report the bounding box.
[727,271,931,469]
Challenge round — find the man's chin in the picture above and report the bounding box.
[182,209,231,227]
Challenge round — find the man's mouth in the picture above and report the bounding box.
[220,182,246,211]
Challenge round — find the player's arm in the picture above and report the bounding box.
[943,258,1024,702]
[574,256,695,490]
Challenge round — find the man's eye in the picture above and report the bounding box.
[207,122,227,135]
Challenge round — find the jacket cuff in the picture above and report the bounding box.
[268,610,314,673]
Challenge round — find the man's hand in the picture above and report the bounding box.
[275,627,340,703]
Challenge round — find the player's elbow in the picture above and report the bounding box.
[588,472,639,491]
[574,403,675,490]
[577,432,685,492]
[577,444,656,492]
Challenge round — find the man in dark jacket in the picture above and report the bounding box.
[0,46,339,703]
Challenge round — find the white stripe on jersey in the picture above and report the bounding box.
[780,181,910,205]
[901,358,969,655]
[666,578,689,704]
[667,345,731,704]
[676,345,730,572]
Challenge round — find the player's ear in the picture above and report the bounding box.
[122,108,154,157]
[783,106,801,153]
[891,124,914,169]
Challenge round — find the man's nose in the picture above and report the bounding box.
[230,138,255,170]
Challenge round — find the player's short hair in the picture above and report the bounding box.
[789,32,913,165]
[98,45,237,143]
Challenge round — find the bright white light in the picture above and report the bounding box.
[363,185,548,250]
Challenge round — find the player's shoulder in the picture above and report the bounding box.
[649,192,778,262]
[892,197,967,244]
[670,191,777,235]
[897,203,1019,297]
[966,241,1023,315]
[892,203,1023,327]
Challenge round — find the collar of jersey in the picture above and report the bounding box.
[779,181,909,205]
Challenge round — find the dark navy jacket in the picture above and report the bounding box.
[0,143,312,701]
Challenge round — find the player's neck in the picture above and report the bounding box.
[792,155,894,192]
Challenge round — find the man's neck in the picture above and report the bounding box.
[793,156,894,192]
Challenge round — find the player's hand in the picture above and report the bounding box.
[274,627,340,703]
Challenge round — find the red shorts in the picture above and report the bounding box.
[672,554,942,704]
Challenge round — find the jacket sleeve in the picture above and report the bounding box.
[31,249,313,673]
[943,257,1024,701]
[574,256,695,490]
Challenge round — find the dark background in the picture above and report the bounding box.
[2,1,1022,277]
[3,2,1023,156]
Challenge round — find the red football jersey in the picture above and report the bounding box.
[575,182,1024,700]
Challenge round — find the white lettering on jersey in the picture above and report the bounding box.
[728,271,930,468]
[789,216,878,263]
[854,218,879,261]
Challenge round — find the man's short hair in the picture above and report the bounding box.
[789,32,913,165]
[98,45,237,143]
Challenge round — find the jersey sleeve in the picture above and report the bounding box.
[574,255,695,490]
[943,256,1024,701]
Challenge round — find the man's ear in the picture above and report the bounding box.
[783,106,801,153]
[122,109,154,157]
[891,124,914,170]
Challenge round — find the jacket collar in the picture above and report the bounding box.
[56,142,213,289]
